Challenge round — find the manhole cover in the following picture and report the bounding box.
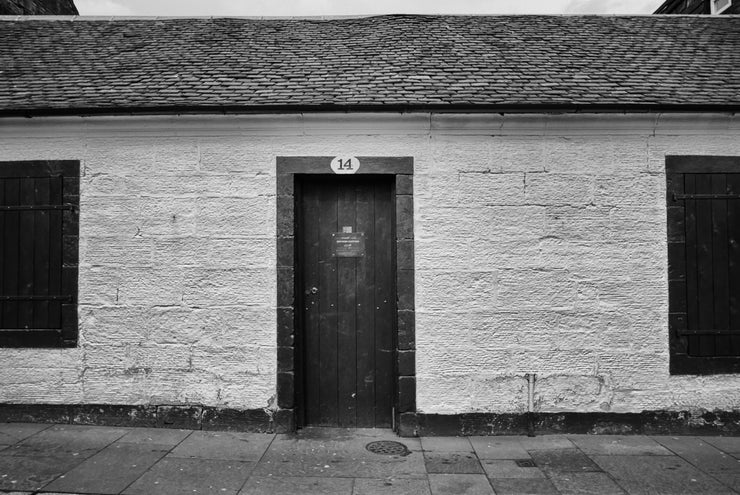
[515,459,537,467]
[366,440,410,456]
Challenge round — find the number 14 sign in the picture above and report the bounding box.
[330,156,361,174]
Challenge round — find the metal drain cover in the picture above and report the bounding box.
[515,459,537,467]
[366,440,410,456]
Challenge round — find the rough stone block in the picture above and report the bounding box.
[398,310,415,350]
[417,271,498,312]
[396,173,413,195]
[273,408,296,433]
[277,372,295,409]
[458,171,525,206]
[156,406,202,429]
[398,350,415,377]
[398,376,416,413]
[396,194,414,240]
[277,307,295,347]
[397,239,414,270]
[277,346,294,372]
[525,173,594,206]
[398,412,419,437]
[201,408,272,432]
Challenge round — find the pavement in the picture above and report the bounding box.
[1,423,740,494]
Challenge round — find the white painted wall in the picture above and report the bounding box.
[0,112,738,415]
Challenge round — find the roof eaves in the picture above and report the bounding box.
[2,102,739,119]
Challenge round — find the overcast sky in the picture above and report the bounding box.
[75,0,666,16]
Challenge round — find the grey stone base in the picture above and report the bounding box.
[400,410,740,437]
[5,405,739,437]
[0,404,293,433]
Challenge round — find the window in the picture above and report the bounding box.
[667,156,740,374]
[0,161,79,348]
[711,0,731,13]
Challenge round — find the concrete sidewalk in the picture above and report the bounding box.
[1,423,740,494]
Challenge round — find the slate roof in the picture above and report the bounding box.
[0,15,739,115]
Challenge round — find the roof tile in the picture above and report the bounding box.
[0,15,739,113]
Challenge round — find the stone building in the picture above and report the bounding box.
[0,0,77,15]
[0,14,739,435]
[654,0,739,14]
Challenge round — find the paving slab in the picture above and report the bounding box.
[469,436,530,460]
[117,427,192,446]
[592,454,736,494]
[0,453,85,492]
[122,457,254,495]
[700,436,740,455]
[238,476,353,495]
[480,459,546,479]
[168,430,273,461]
[568,435,673,456]
[420,437,473,452]
[43,441,170,494]
[547,472,626,494]
[424,451,484,474]
[518,435,575,452]
[352,477,431,495]
[652,436,740,491]
[256,428,425,478]
[0,424,50,446]
[253,452,427,479]
[267,428,422,456]
[5,425,128,459]
[428,474,495,495]
[528,448,602,473]
[489,477,559,494]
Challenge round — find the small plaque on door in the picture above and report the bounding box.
[332,232,365,257]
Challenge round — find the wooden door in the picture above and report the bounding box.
[297,175,396,428]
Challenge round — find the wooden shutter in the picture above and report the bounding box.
[0,161,79,348]
[667,156,740,374]
[681,173,740,356]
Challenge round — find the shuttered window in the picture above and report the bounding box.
[667,156,740,374]
[0,161,79,348]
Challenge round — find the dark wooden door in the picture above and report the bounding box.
[297,175,396,428]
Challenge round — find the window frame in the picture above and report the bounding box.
[0,160,79,348]
[711,0,732,14]
[666,155,740,375]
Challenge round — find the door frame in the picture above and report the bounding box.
[275,156,415,432]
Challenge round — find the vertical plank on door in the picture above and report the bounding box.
[727,174,740,355]
[302,180,322,425]
[18,178,35,329]
[336,181,357,427]
[3,179,20,328]
[48,175,63,328]
[355,181,376,427]
[711,174,730,355]
[34,178,51,329]
[318,182,339,425]
[0,180,4,328]
[684,174,699,355]
[694,174,714,356]
[373,180,394,427]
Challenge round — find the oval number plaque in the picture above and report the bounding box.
[330,156,361,175]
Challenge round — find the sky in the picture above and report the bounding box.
[75,0,666,16]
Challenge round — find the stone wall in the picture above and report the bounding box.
[0,112,739,416]
[0,0,78,15]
